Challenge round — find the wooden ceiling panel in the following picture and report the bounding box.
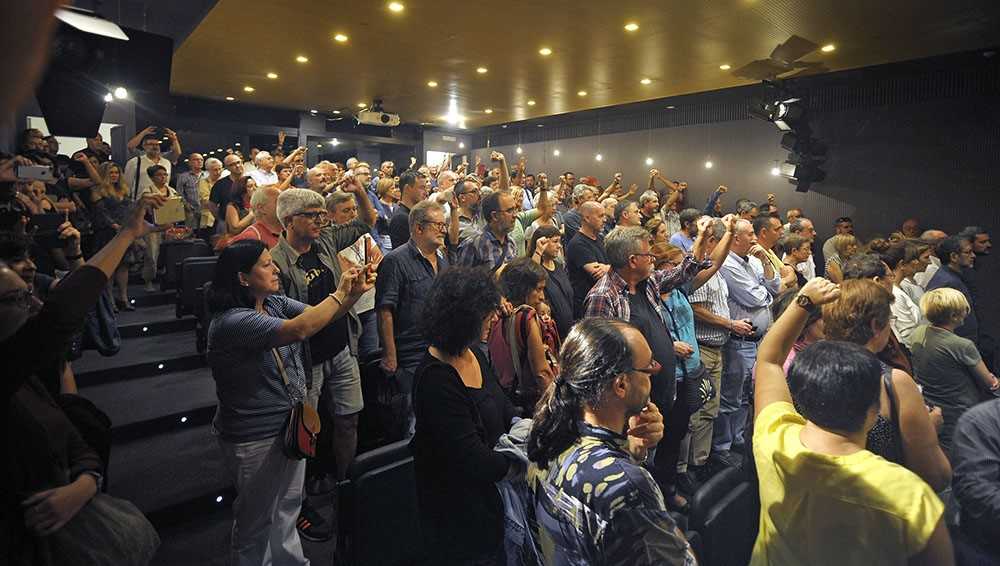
[170,0,1000,126]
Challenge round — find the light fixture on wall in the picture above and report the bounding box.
[704,160,714,169]
[595,153,603,161]
[553,149,560,156]
[646,157,654,166]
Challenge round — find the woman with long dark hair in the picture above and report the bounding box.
[206,239,373,566]
[224,175,257,236]
[525,318,694,564]
[527,224,573,339]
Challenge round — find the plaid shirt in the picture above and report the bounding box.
[456,225,517,271]
[584,255,704,321]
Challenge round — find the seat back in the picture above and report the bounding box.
[160,239,213,290]
[177,256,217,317]
[689,467,759,566]
[340,440,423,566]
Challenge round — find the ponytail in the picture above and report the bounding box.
[527,379,582,466]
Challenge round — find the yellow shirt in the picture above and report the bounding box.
[198,177,216,227]
[751,402,943,566]
[763,248,785,274]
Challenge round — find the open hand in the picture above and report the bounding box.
[22,477,96,536]
[124,193,167,238]
[799,277,840,306]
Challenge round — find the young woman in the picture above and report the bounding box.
[79,156,133,309]
[224,175,257,236]
[527,225,573,340]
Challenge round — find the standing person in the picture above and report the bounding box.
[882,240,932,350]
[227,186,283,249]
[528,226,574,340]
[714,219,780,463]
[123,126,181,199]
[376,200,452,438]
[780,234,812,288]
[223,176,258,238]
[525,318,696,564]
[373,177,399,252]
[411,266,518,564]
[457,190,518,270]
[824,233,859,283]
[821,216,855,266]
[787,217,820,281]
[753,214,797,291]
[247,151,278,187]
[926,236,979,343]
[560,184,597,244]
[751,278,953,566]
[911,288,999,453]
[951,398,1000,555]
[209,154,244,235]
[177,153,205,231]
[76,157,133,309]
[387,170,429,249]
[454,177,484,244]
[199,157,224,241]
[138,165,180,292]
[207,239,373,566]
[668,208,702,253]
[565,201,610,318]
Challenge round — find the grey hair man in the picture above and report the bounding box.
[226,185,283,249]
[735,199,759,221]
[638,190,660,225]
[787,217,819,280]
[249,151,278,187]
[561,183,598,243]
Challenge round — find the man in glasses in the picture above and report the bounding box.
[456,190,518,270]
[208,154,244,233]
[271,183,376,543]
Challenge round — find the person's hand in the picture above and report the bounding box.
[722,213,737,230]
[673,342,694,359]
[139,125,157,136]
[293,163,305,176]
[696,215,712,234]
[627,402,664,457]
[928,406,943,432]
[498,296,514,317]
[163,128,177,142]
[58,220,81,253]
[649,168,659,178]
[799,277,841,306]
[22,475,97,536]
[409,156,417,167]
[380,352,398,375]
[988,374,999,391]
[626,183,638,196]
[337,267,365,298]
[678,181,688,191]
[123,193,167,238]
[592,264,610,279]
[748,244,769,261]
[277,131,286,146]
[73,153,90,164]
[717,185,728,194]
[730,319,754,336]
[0,155,35,182]
[614,172,622,182]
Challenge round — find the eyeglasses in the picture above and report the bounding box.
[0,288,34,309]
[631,359,662,375]
[421,221,447,232]
[631,252,657,261]
[294,211,329,224]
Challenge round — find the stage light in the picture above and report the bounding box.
[773,98,805,131]
[553,149,560,156]
[595,153,603,161]
[113,86,128,99]
[103,93,113,102]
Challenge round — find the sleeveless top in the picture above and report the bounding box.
[865,362,903,464]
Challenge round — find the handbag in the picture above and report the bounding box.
[49,493,160,566]
[272,348,321,460]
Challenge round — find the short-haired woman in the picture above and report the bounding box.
[139,164,179,291]
[374,176,398,251]
[207,239,373,566]
[824,233,859,283]
[411,266,517,564]
[780,233,812,287]
[882,239,933,347]
[823,278,952,491]
[911,288,999,453]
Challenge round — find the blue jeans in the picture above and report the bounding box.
[712,339,757,453]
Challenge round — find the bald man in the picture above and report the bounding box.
[566,201,611,318]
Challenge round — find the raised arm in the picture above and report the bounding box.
[597,173,622,201]
[126,126,156,153]
[690,215,736,291]
[493,151,510,192]
[756,278,840,416]
[704,185,727,216]
[344,175,377,227]
[164,128,181,163]
[273,266,374,346]
[282,146,306,165]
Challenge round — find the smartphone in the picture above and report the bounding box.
[28,213,64,249]
[16,164,55,182]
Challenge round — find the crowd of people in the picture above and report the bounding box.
[2,123,998,566]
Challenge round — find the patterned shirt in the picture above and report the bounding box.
[457,225,517,271]
[688,271,731,347]
[583,256,703,322]
[527,422,697,565]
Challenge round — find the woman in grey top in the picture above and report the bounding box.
[207,239,373,566]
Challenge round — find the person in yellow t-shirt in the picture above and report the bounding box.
[751,277,953,566]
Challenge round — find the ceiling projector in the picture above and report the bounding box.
[357,99,400,126]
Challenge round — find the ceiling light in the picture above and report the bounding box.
[719,64,731,70]
[646,157,654,165]
[640,78,652,85]
[234,142,241,146]
[484,108,493,114]
[536,124,544,128]
[771,166,781,176]
[333,110,341,114]
[527,99,536,106]
[333,33,349,43]
[331,138,340,146]
[266,72,278,79]
[113,86,128,99]
[388,2,405,12]
[243,86,255,92]
[553,149,560,156]
[501,125,507,128]
[476,67,488,74]
[459,142,465,148]
[821,44,836,53]
[595,153,603,161]
[103,93,113,102]
[539,47,552,56]
[310,109,318,114]
[666,105,676,109]
[317,144,323,148]
[705,161,714,169]
[357,102,367,108]
[296,55,309,63]
[624,22,639,32]
[577,90,587,96]
[427,80,438,87]
[516,146,523,154]
[225,96,235,101]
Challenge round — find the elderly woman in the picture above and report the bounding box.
[207,239,373,566]
[824,233,859,283]
[412,266,517,564]
[139,164,180,291]
[912,288,999,453]
[823,278,952,491]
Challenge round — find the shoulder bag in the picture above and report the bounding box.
[273,348,321,459]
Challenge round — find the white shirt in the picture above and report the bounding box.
[900,277,926,308]
[891,285,925,349]
[248,168,278,187]
[124,152,174,199]
[783,253,816,281]
[914,256,941,289]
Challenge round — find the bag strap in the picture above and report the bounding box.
[272,347,312,408]
[131,156,142,201]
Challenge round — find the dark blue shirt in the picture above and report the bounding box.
[926,265,979,342]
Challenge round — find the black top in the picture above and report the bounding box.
[411,347,516,560]
[388,203,412,250]
[299,248,348,362]
[626,280,677,410]
[952,398,1000,553]
[565,231,606,318]
[209,176,234,230]
[543,261,574,339]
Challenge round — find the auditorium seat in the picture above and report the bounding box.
[158,238,213,291]
[689,466,760,566]
[176,255,216,319]
[337,440,424,566]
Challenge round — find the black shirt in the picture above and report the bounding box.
[209,177,234,229]
[626,280,677,410]
[388,203,412,250]
[543,262,574,339]
[565,232,606,318]
[299,248,348,362]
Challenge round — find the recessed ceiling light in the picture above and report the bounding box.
[501,125,507,128]
[553,149,560,156]
[427,80,438,87]
[333,33,349,43]
[310,109,318,114]
[459,142,465,148]
[484,108,493,114]
[624,22,639,32]
[577,90,587,96]
[719,64,731,70]
[113,87,128,99]
[234,142,241,146]
[243,86,255,92]
[476,67,488,74]
[225,96,235,101]
[640,78,652,85]
[665,105,676,109]
[595,153,603,161]
[646,157,654,165]
[539,47,552,56]
[358,102,367,108]
[266,72,278,79]
[536,124,544,128]
[296,55,309,63]
[388,2,405,12]
[771,166,781,176]
[821,44,836,53]
[103,93,114,102]
[317,144,323,148]
[705,161,714,169]
[527,99,536,106]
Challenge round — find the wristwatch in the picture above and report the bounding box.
[796,294,818,314]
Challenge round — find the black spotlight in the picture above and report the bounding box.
[780,157,826,193]
[773,98,805,131]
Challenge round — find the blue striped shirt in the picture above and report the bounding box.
[719,252,780,339]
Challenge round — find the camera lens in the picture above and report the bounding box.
[379,113,390,124]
